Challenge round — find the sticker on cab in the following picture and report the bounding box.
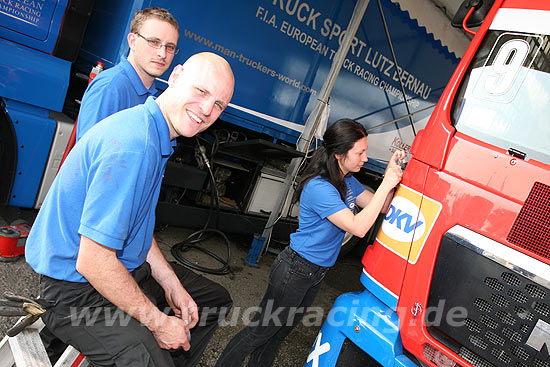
[376,185,442,264]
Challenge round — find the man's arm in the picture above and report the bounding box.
[76,235,192,350]
[146,236,199,327]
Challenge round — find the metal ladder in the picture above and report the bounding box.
[0,318,88,367]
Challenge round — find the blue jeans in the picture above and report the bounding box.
[215,246,328,367]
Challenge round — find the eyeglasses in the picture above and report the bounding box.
[135,33,179,55]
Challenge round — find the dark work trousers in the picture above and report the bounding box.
[215,246,328,367]
[39,261,232,367]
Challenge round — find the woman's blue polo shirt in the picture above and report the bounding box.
[290,175,365,267]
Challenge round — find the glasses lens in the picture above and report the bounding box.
[139,34,178,54]
[148,40,161,48]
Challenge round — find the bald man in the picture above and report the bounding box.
[26,52,235,367]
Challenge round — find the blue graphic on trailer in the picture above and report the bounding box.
[143,0,459,143]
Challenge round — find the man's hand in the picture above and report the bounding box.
[151,313,192,350]
[165,286,199,329]
[145,237,199,347]
[77,236,194,350]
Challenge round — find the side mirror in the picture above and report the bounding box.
[452,0,495,28]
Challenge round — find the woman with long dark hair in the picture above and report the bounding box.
[215,118,405,367]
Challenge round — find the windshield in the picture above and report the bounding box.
[451,14,550,164]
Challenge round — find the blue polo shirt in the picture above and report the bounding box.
[76,58,157,141]
[26,97,173,282]
[290,175,365,267]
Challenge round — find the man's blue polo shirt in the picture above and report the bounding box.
[290,175,365,267]
[76,58,157,141]
[26,97,173,282]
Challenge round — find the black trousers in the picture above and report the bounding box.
[39,262,232,367]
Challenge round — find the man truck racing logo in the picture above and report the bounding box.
[376,185,442,264]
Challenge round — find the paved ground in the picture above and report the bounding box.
[0,207,365,366]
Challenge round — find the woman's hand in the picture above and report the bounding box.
[382,150,406,190]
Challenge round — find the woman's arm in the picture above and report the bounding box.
[327,150,405,237]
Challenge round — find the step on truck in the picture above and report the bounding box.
[309,0,550,366]
[0,0,465,245]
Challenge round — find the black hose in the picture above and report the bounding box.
[170,137,231,275]
[170,228,231,275]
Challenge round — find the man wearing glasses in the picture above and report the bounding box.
[76,7,180,141]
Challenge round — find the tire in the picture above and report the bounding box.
[339,233,361,258]
[353,212,386,257]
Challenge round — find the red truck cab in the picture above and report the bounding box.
[311,1,550,366]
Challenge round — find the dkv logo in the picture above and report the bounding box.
[376,185,442,264]
[382,197,425,242]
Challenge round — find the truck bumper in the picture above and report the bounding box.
[305,289,416,367]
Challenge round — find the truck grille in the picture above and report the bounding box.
[507,182,550,263]
[427,229,550,367]
[424,343,465,366]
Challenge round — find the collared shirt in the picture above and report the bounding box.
[290,175,365,267]
[26,97,173,282]
[76,58,157,141]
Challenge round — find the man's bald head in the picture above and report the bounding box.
[183,52,235,85]
[158,52,235,139]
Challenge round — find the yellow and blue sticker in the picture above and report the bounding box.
[376,185,442,264]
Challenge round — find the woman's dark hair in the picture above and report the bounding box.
[294,118,367,202]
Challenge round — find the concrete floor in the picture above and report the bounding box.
[0,208,365,366]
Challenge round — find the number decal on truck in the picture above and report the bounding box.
[473,32,543,103]
[485,39,530,95]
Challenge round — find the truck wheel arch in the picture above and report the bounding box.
[0,99,17,206]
